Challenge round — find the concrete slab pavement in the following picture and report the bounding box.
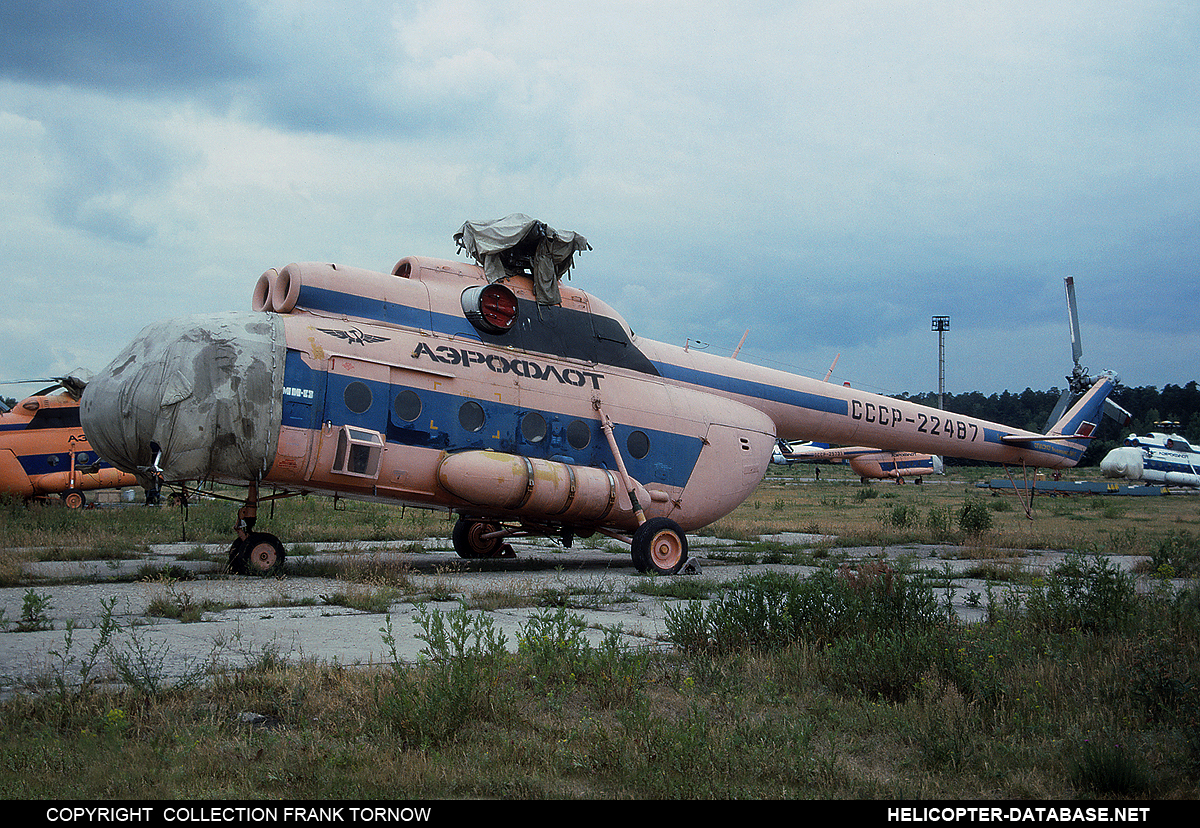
[0,533,1161,697]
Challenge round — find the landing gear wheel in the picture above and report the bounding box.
[452,518,508,559]
[230,532,286,576]
[61,490,85,509]
[631,517,688,575]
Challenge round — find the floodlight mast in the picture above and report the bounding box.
[932,316,950,410]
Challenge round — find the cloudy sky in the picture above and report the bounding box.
[2,1,1197,403]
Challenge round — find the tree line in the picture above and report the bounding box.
[899,381,1200,466]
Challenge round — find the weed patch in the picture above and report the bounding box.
[1025,551,1138,635]
[664,563,945,654]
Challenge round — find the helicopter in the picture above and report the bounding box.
[1100,423,1200,488]
[772,439,944,483]
[1,373,141,507]
[80,216,1122,575]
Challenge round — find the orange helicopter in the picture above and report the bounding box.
[1,373,142,507]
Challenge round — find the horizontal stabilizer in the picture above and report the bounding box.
[1001,432,1097,444]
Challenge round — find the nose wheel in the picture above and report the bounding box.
[229,531,287,576]
[227,482,286,575]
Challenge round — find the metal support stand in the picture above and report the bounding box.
[1004,463,1038,520]
[237,480,259,541]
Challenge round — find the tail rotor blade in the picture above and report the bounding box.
[1104,398,1132,427]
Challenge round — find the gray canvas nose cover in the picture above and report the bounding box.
[81,312,285,484]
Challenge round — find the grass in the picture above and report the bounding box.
[709,464,1200,560]
[1,469,1199,798]
[2,579,1197,799]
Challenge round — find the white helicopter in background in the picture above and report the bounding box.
[1100,423,1200,488]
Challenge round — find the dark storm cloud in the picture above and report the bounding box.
[0,1,262,93]
[0,1,473,137]
[0,1,1196,394]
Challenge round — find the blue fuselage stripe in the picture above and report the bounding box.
[282,350,703,488]
[299,286,439,332]
[651,361,848,416]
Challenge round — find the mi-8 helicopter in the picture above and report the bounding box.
[772,439,944,483]
[80,216,1122,575]
[1100,423,1200,488]
[2,373,140,507]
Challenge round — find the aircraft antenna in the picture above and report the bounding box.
[823,353,840,383]
[731,329,749,360]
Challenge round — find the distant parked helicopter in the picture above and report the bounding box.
[81,216,1123,575]
[773,439,944,483]
[1100,423,1200,487]
[1,373,141,507]
[770,355,943,483]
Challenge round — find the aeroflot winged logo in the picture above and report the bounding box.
[318,327,391,346]
[411,342,605,389]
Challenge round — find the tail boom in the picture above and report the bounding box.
[643,343,1118,471]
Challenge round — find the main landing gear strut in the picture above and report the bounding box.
[446,401,691,576]
[449,513,690,576]
[227,481,287,576]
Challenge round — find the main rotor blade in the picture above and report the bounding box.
[1065,276,1083,365]
[0,371,89,398]
[1044,388,1072,433]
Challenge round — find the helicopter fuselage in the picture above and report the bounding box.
[80,255,1117,571]
[1101,432,1200,488]
[1,391,138,506]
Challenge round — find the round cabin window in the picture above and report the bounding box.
[393,389,422,422]
[521,411,548,443]
[459,400,485,432]
[344,381,372,415]
[627,430,650,460]
[567,419,591,450]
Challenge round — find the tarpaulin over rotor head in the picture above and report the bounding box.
[454,214,591,305]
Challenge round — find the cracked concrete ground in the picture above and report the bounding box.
[0,533,1162,696]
